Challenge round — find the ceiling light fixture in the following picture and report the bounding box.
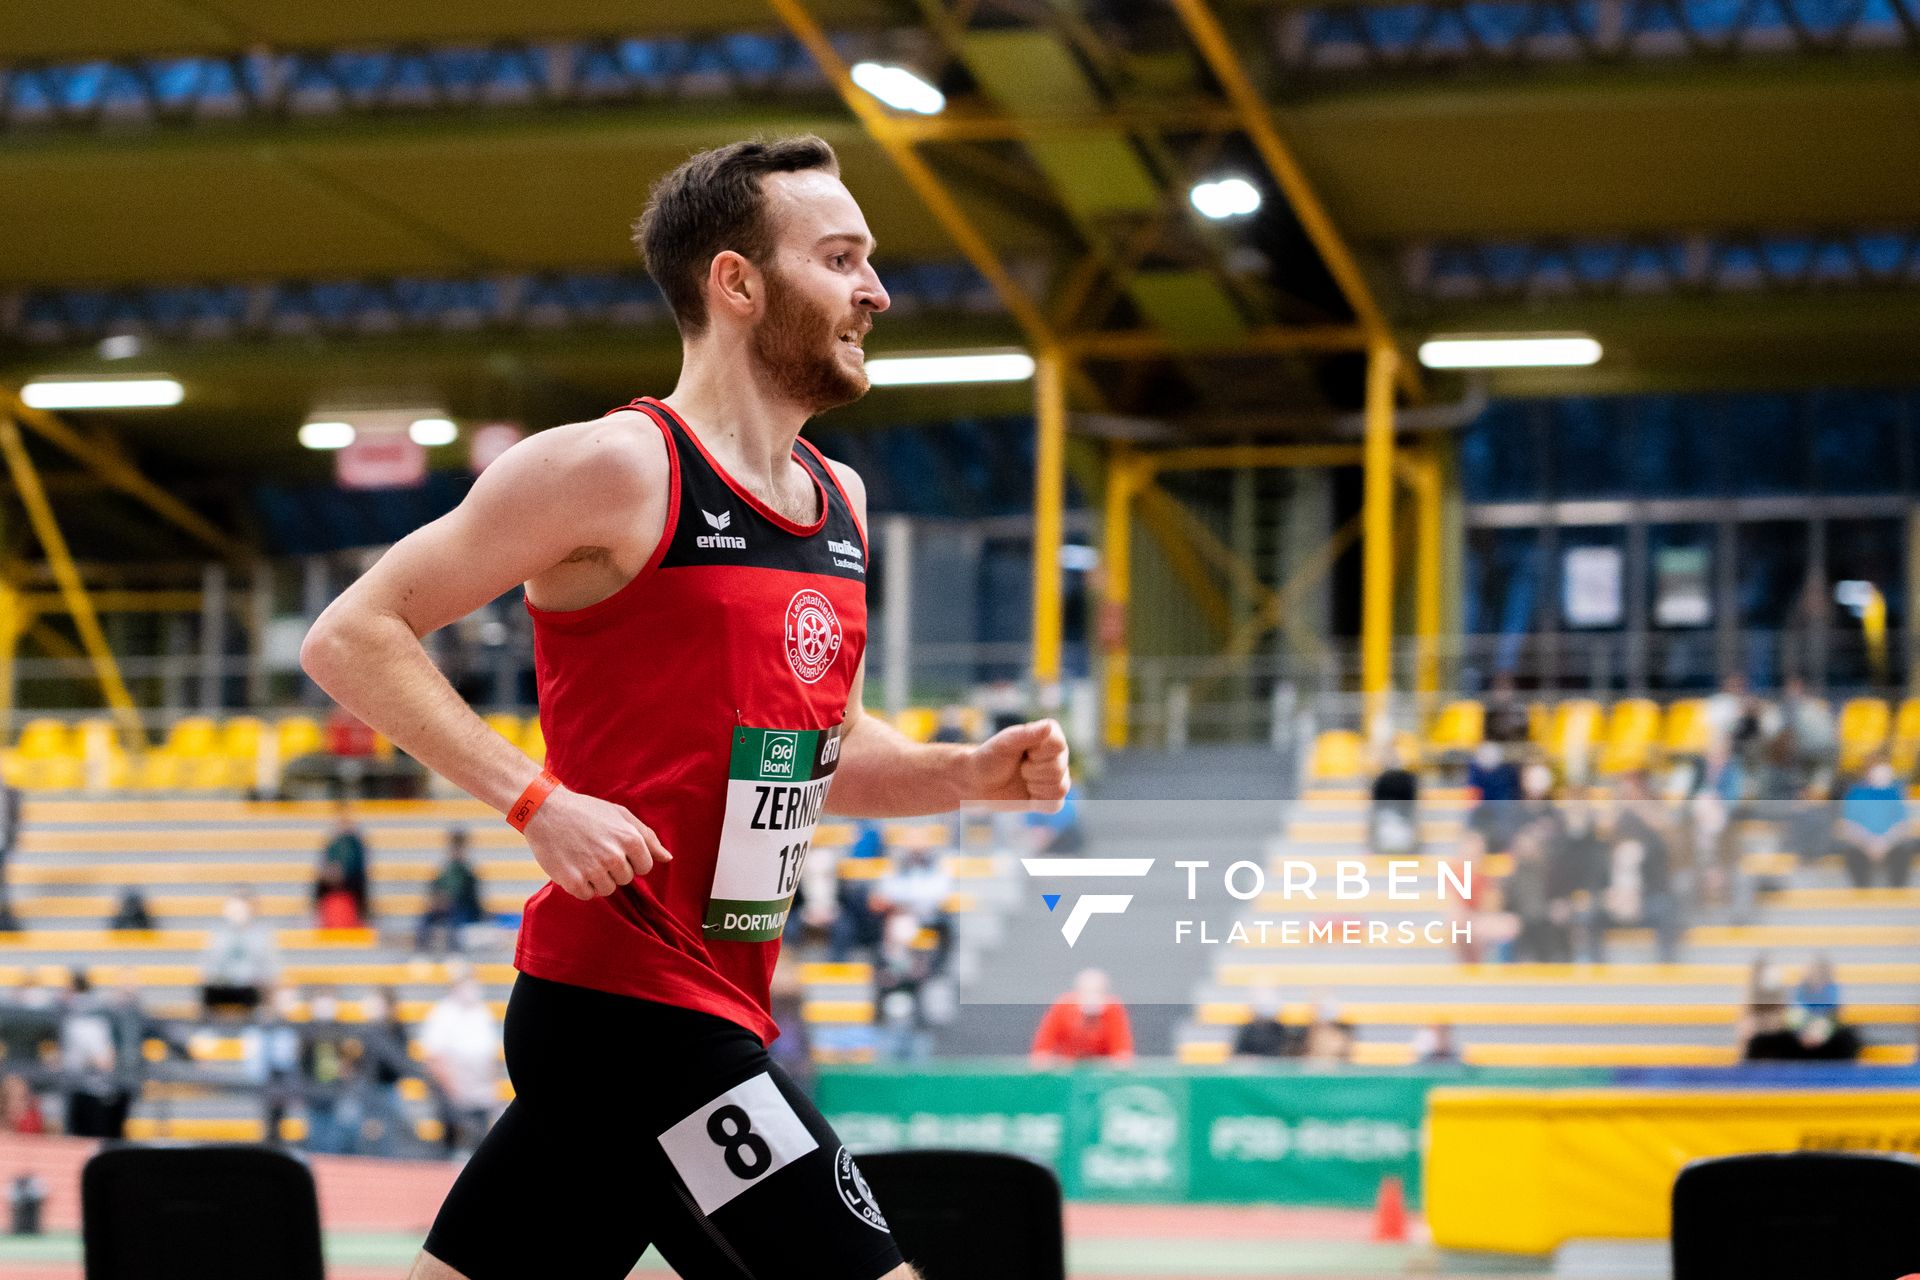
[299,421,356,450]
[409,418,458,446]
[864,351,1036,386]
[1417,335,1603,369]
[850,62,946,115]
[1189,177,1262,220]
[21,378,183,410]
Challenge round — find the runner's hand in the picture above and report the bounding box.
[522,785,672,900]
[964,719,1071,813]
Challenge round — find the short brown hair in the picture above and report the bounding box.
[633,135,841,337]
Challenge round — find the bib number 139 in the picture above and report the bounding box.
[706,724,840,942]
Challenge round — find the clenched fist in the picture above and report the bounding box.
[963,719,1071,813]
[522,785,672,900]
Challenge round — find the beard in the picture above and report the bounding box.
[751,265,869,414]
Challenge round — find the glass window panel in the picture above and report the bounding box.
[1813,389,1906,495]
[1827,517,1905,690]
[1629,397,1717,497]
[1459,402,1541,502]
[1736,520,1815,689]
[1552,398,1632,499]
[1719,395,1803,496]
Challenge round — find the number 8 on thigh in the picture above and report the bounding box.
[658,1073,819,1215]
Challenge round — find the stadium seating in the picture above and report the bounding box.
[1426,700,1484,756]
[1839,696,1892,771]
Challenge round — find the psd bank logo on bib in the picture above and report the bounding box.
[784,589,842,684]
[759,731,799,780]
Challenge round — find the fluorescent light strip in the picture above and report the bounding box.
[865,352,1036,387]
[849,62,945,115]
[1417,336,1602,369]
[409,417,458,446]
[21,378,184,409]
[299,421,356,450]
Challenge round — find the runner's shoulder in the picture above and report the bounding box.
[496,410,669,506]
[817,453,867,522]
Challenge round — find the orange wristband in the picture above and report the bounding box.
[507,769,560,832]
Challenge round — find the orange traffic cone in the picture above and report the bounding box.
[1371,1175,1409,1242]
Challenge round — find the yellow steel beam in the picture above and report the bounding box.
[21,590,203,614]
[1395,453,1445,704]
[889,105,1241,143]
[1135,487,1234,636]
[0,417,146,750]
[5,395,249,564]
[1142,482,1275,618]
[1361,343,1398,733]
[1031,347,1068,692]
[1141,443,1365,475]
[1166,0,1422,404]
[766,0,1055,348]
[0,583,20,743]
[1066,325,1367,361]
[1101,446,1141,750]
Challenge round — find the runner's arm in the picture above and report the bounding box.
[301,417,674,898]
[821,462,1070,818]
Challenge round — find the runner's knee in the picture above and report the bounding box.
[408,1249,471,1280]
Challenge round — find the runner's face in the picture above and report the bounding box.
[750,170,888,414]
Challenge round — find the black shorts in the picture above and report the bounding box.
[424,974,904,1280]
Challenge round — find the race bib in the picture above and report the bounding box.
[657,1072,818,1214]
[705,723,840,941]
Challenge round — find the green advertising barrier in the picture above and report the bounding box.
[817,1063,1603,1206]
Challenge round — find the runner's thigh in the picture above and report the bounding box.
[422,1097,653,1280]
[645,1061,904,1280]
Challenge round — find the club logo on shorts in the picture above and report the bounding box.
[834,1147,889,1232]
[784,589,842,685]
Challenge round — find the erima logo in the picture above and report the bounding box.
[697,508,746,550]
[1021,857,1155,946]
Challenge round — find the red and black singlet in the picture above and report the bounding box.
[514,396,868,1044]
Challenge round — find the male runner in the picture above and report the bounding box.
[302,135,1071,1280]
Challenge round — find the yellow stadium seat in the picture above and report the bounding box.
[17,718,75,759]
[1544,700,1603,763]
[1598,699,1661,774]
[1526,702,1549,745]
[1309,730,1367,781]
[276,716,324,762]
[1428,701,1484,754]
[1892,699,1920,774]
[894,707,937,742]
[1840,697,1892,771]
[220,717,264,757]
[483,713,523,746]
[165,717,219,756]
[1662,699,1710,755]
[521,718,546,763]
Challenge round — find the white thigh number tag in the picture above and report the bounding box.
[705,724,840,941]
[658,1072,819,1214]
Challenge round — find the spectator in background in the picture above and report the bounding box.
[316,799,372,925]
[0,777,21,932]
[1231,987,1304,1059]
[1794,953,1841,1022]
[1775,677,1837,789]
[1741,957,1861,1062]
[1834,758,1916,888]
[416,828,486,955]
[315,859,365,929]
[241,986,303,1144]
[1412,1021,1460,1065]
[1464,744,1526,861]
[0,1070,45,1135]
[1551,800,1609,961]
[930,706,972,745]
[871,846,953,970]
[108,887,153,932]
[200,889,280,1014]
[1482,674,1530,746]
[298,986,358,1154]
[1706,673,1765,759]
[766,951,813,1094]
[1031,969,1133,1066]
[419,965,501,1157]
[1369,744,1421,857]
[1502,824,1568,963]
[356,987,413,1157]
[1600,771,1684,963]
[828,821,886,962]
[1302,1002,1355,1065]
[58,970,128,1139]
